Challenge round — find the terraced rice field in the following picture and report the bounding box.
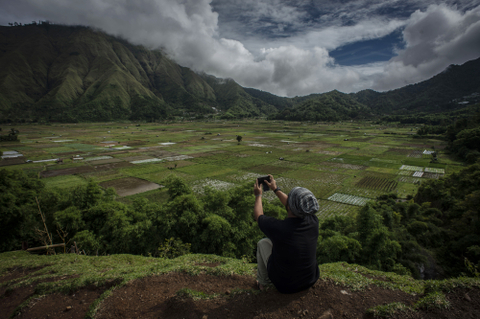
[1,120,459,218]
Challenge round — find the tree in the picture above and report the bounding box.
[236,135,242,143]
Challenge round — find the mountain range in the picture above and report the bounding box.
[1,23,479,123]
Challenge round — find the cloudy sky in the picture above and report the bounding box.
[1,0,480,97]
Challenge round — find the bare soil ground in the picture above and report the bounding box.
[2,268,479,319]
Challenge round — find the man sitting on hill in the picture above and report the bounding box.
[254,175,320,293]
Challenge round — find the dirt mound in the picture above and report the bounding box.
[2,268,479,319]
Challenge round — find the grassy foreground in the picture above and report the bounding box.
[1,251,479,318]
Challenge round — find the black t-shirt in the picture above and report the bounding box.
[258,214,319,294]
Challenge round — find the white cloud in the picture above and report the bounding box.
[373,4,480,91]
[0,1,479,97]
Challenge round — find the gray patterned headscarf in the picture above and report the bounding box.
[287,187,319,218]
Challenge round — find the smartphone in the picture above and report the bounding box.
[257,176,271,192]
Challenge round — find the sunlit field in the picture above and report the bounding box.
[0,120,463,219]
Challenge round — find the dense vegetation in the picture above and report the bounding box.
[318,163,480,279]
[2,162,479,279]
[0,170,285,259]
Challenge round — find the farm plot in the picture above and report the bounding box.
[412,171,424,177]
[338,186,386,199]
[317,150,342,156]
[319,162,367,171]
[248,164,291,175]
[191,178,237,195]
[65,143,99,151]
[1,151,23,159]
[369,158,399,164]
[423,172,444,179]
[131,158,163,164]
[425,167,445,174]
[100,177,163,197]
[85,156,113,161]
[408,150,423,158]
[328,156,371,166]
[161,155,194,161]
[398,176,422,184]
[385,148,413,155]
[219,171,259,184]
[355,177,398,192]
[178,163,237,179]
[327,193,370,206]
[270,160,306,169]
[400,165,424,171]
[43,175,88,189]
[316,199,360,219]
[0,157,25,166]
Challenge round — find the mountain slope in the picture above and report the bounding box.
[1,23,479,122]
[0,24,271,122]
[248,58,480,119]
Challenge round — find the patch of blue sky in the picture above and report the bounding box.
[330,29,405,66]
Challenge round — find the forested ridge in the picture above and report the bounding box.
[2,162,479,280]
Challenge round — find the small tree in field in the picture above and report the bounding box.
[236,135,242,144]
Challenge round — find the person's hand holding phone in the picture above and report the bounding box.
[264,174,277,191]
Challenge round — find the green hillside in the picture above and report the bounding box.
[0,24,272,122]
[1,23,479,123]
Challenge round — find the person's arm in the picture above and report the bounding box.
[253,178,263,221]
[265,174,288,206]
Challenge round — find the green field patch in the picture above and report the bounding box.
[222,155,277,169]
[43,147,75,153]
[159,160,196,169]
[177,163,236,178]
[275,174,347,199]
[349,145,389,156]
[328,193,370,206]
[67,143,99,151]
[191,178,237,194]
[385,148,414,155]
[83,170,127,183]
[43,162,134,178]
[248,164,291,175]
[100,177,163,197]
[214,171,258,184]
[269,159,307,169]
[43,174,88,189]
[121,155,155,162]
[338,186,387,199]
[317,199,360,219]
[121,163,167,177]
[398,176,422,184]
[355,176,398,192]
[366,166,399,175]
[7,146,34,151]
[177,143,231,154]
[89,158,123,165]
[396,182,421,198]
[328,155,371,166]
[283,152,325,164]
[138,170,196,184]
[318,161,368,171]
